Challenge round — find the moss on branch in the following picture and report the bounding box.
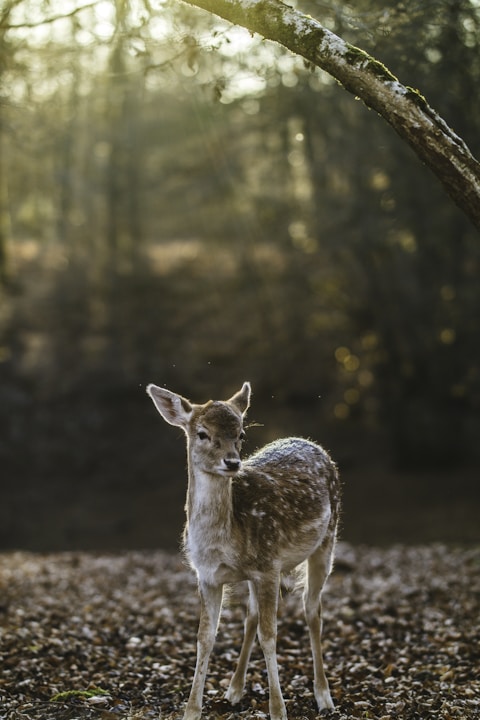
[343,46,398,83]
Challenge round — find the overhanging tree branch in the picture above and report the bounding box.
[179,0,480,231]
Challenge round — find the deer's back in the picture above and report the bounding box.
[231,438,340,573]
[244,437,334,477]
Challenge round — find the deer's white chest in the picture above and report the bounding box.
[186,523,243,584]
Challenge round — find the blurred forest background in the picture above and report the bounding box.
[0,0,479,551]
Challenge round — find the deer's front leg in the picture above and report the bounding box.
[253,576,287,720]
[184,582,223,720]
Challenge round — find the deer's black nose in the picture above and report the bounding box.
[224,458,240,472]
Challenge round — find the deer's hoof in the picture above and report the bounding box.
[225,684,244,705]
[315,687,334,710]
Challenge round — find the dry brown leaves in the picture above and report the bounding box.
[0,544,479,720]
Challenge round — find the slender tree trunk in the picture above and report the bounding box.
[0,121,12,286]
[178,0,480,231]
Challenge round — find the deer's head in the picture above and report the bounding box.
[147,382,251,477]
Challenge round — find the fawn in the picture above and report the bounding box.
[146,381,340,720]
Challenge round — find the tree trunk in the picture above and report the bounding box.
[179,0,480,231]
[0,119,12,286]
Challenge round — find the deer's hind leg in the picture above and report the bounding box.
[225,580,258,705]
[304,541,335,711]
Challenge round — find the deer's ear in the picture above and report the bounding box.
[228,382,251,416]
[146,384,193,429]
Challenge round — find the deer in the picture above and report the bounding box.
[146,381,340,720]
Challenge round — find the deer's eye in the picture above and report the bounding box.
[239,431,246,441]
[197,430,210,441]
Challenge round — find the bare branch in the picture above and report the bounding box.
[0,0,25,28]
[1,1,99,30]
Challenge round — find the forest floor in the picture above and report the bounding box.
[1,544,479,720]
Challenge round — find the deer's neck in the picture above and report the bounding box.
[184,460,237,581]
[186,465,233,530]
